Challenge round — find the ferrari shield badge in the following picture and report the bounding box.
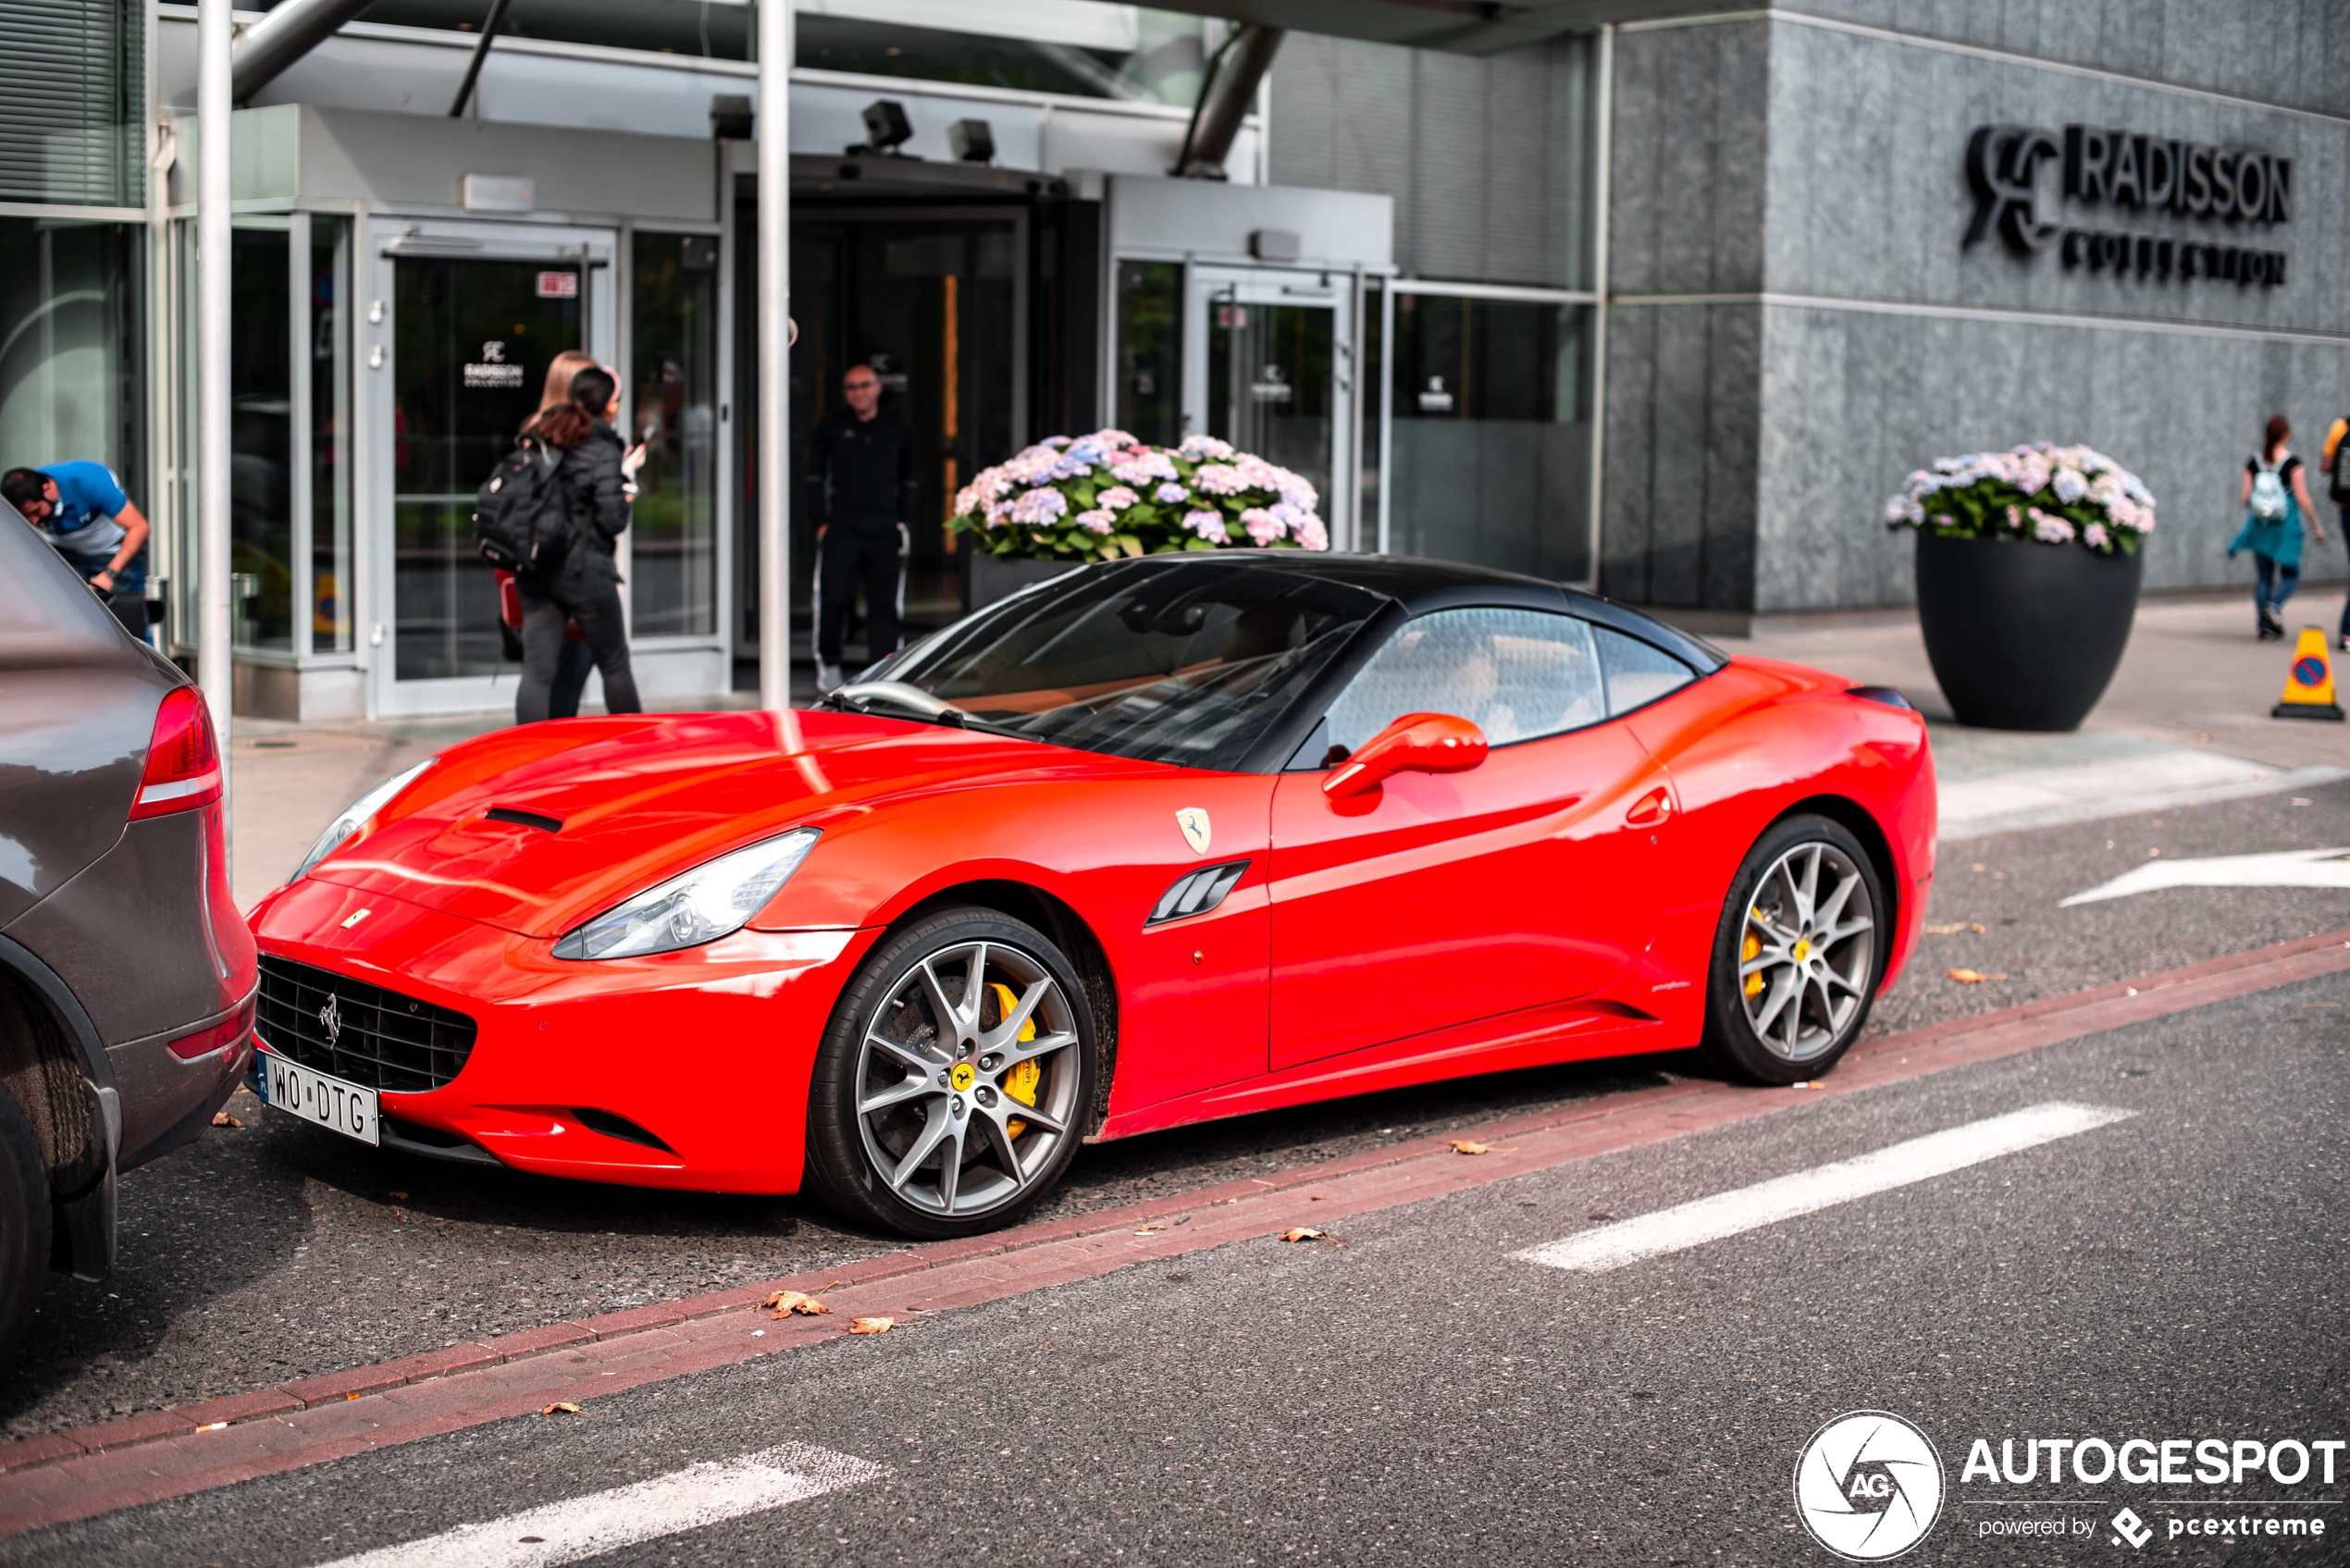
[1175,808,1212,855]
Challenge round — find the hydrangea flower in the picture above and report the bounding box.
[1096,485,1139,511]
[1071,508,1116,535]
[1178,434,1235,463]
[1155,481,1191,505]
[2033,514,2076,543]
[1008,488,1069,526]
[1240,507,1287,546]
[1112,451,1180,486]
[1183,509,1229,544]
[1191,463,1248,497]
[2050,467,2089,504]
[2084,523,2109,549]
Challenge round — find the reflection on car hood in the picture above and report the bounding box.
[300,710,1156,938]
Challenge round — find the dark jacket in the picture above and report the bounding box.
[553,421,630,555]
[806,407,917,529]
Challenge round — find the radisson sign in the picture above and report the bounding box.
[1964,123,2289,288]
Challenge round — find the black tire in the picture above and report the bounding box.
[0,1085,51,1369]
[1701,814,1888,1086]
[805,906,1097,1240]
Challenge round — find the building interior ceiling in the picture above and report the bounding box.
[1144,0,1718,52]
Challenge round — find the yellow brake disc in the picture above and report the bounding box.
[987,982,1041,1137]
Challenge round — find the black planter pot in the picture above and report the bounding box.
[966,550,1088,611]
[1914,531,2143,731]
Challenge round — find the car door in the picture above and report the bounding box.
[1268,605,1676,1071]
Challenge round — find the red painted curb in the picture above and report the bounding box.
[3,921,2344,1523]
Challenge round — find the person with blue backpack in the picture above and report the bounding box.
[2230,415,2325,640]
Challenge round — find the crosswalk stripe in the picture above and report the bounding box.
[316,1441,888,1568]
[1513,1101,2135,1274]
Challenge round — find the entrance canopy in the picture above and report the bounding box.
[1135,0,1712,53]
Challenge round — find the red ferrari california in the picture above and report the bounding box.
[246,553,1934,1237]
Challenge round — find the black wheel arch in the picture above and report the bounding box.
[1769,795,1901,948]
[0,934,118,1279]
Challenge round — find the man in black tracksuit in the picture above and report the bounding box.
[805,363,918,689]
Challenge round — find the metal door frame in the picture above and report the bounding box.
[1180,264,1357,551]
[361,217,617,719]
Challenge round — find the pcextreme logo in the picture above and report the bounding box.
[1795,1411,1947,1561]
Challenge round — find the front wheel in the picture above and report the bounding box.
[1701,815,1886,1085]
[805,907,1096,1239]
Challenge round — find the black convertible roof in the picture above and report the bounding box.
[1084,550,1725,673]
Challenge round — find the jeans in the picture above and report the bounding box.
[2255,552,2300,621]
[516,549,640,723]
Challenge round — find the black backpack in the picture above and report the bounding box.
[473,437,575,574]
[2333,423,2350,505]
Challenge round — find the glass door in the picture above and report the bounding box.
[365,223,614,716]
[1182,267,1355,549]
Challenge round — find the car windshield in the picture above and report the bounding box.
[859,560,1386,771]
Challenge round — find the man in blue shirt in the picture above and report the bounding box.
[3,461,152,638]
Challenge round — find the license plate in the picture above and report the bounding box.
[259,1051,380,1147]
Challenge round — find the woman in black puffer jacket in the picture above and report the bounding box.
[516,364,644,722]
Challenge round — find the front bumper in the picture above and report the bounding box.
[249,877,879,1194]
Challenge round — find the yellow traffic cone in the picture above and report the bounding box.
[2272,626,2346,721]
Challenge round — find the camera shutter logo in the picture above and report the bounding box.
[2111,1506,2153,1549]
[318,994,343,1047]
[1793,1411,1945,1561]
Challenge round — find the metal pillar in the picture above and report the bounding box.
[757,0,793,712]
[198,0,234,837]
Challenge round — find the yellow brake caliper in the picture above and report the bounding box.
[1742,920,1765,999]
[987,982,1041,1137]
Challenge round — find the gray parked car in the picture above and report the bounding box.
[0,518,256,1364]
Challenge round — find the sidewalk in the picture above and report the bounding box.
[1731,595,2350,840]
[224,596,2350,908]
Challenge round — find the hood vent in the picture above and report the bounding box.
[485,807,564,833]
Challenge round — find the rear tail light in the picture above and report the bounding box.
[130,686,223,820]
[169,995,254,1060]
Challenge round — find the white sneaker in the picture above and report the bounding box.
[817,662,845,694]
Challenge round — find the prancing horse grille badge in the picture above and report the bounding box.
[318,994,343,1046]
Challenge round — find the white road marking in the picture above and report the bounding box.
[1514,1102,2135,1274]
[316,1441,888,1568]
[2059,846,2350,906]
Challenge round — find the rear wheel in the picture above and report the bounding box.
[805,907,1095,1239]
[0,1084,51,1368]
[1701,816,1886,1085]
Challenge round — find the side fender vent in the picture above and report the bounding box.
[1146,859,1251,928]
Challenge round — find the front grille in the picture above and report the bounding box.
[255,955,477,1093]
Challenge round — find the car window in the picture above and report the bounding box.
[1595,627,1696,715]
[1323,607,1606,757]
[869,559,1385,771]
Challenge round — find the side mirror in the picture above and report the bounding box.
[1322,711,1488,800]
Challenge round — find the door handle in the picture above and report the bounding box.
[1626,787,1673,827]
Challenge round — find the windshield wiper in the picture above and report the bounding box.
[819,684,1033,740]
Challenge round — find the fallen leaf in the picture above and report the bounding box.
[1450,1140,1519,1155]
[848,1315,894,1334]
[1922,922,1968,934]
[1280,1227,1325,1243]
[761,1290,829,1317]
[1971,922,1987,933]
[1134,1224,1164,1235]
[1948,969,1984,983]
[541,1402,582,1416]
[387,1190,407,1202]
[1970,863,1986,872]
[210,1112,241,1128]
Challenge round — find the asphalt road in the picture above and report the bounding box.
[6,958,2342,1566]
[5,783,2348,1456]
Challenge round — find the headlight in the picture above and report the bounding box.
[552,828,822,960]
[291,758,438,883]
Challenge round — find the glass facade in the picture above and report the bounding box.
[391,255,584,680]
[1207,297,1335,516]
[798,10,1207,104]
[310,216,353,653]
[0,217,142,508]
[1387,292,1595,584]
[1114,260,1181,447]
[230,227,293,652]
[630,231,721,638]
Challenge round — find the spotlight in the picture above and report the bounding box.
[947,119,995,165]
[709,94,752,140]
[858,99,913,155]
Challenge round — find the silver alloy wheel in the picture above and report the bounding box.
[852,940,1082,1218]
[1738,840,1876,1062]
